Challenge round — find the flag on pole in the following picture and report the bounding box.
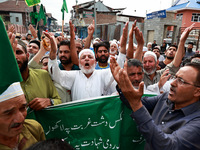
[61,0,68,20]
[25,0,40,7]
[37,4,47,25]
[0,17,23,94]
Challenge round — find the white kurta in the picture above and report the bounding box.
[48,53,126,101]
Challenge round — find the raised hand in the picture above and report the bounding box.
[43,32,57,60]
[88,20,95,36]
[120,21,129,54]
[8,32,18,54]
[110,56,144,112]
[28,24,38,39]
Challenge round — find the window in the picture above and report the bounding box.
[191,13,200,22]
[176,13,183,20]
[16,17,19,22]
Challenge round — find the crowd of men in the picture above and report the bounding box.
[1,18,200,149]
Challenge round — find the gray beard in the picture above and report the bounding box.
[144,67,157,75]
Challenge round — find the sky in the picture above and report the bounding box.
[0,0,174,25]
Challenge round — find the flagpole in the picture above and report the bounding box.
[62,0,64,34]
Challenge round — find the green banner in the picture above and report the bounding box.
[27,95,149,149]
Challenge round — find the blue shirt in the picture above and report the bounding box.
[117,86,200,150]
[95,62,110,70]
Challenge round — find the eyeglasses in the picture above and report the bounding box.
[98,50,108,53]
[171,76,200,87]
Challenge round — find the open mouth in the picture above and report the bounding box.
[85,63,89,67]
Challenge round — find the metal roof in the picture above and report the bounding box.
[167,0,200,11]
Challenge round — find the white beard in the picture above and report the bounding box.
[144,66,157,75]
[79,63,96,75]
[110,50,116,54]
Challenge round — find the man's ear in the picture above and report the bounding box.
[156,60,159,65]
[194,88,200,97]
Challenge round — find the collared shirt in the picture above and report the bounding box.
[143,62,179,87]
[48,52,126,101]
[0,119,45,150]
[20,68,61,105]
[117,89,200,150]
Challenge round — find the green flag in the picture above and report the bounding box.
[61,0,68,20]
[0,17,23,94]
[37,4,47,25]
[25,0,40,7]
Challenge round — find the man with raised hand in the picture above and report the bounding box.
[46,21,127,101]
[110,24,200,150]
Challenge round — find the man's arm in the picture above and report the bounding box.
[84,20,95,49]
[173,23,195,67]
[134,27,144,62]
[110,57,200,150]
[69,20,79,66]
[126,21,136,59]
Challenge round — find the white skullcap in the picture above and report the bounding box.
[143,51,157,62]
[78,49,95,59]
[110,41,118,48]
[0,82,24,103]
[147,42,152,45]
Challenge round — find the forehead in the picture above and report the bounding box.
[0,95,26,113]
[59,45,70,50]
[176,66,197,81]
[29,43,38,48]
[80,51,94,58]
[143,55,155,62]
[153,49,159,52]
[98,46,107,50]
[168,46,177,50]
[17,44,24,51]
[127,66,143,72]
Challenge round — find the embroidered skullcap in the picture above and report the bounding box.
[143,51,157,62]
[78,49,95,59]
[0,82,23,103]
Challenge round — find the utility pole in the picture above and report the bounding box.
[94,0,97,38]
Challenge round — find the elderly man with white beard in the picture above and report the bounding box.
[46,21,126,101]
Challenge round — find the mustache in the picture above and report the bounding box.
[60,56,67,59]
[132,80,141,84]
[10,123,22,128]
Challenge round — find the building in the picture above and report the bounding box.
[71,0,144,41]
[0,0,57,34]
[167,0,200,50]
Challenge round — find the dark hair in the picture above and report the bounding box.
[169,44,178,50]
[29,40,40,49]
[58,40,70,49]
[188,41,194,45]
[17,39,27,53]
[182,54,200,66]
[26,139,74,150]
[185,62,200,87]
[95,41,110,53]
[127,59,143,70]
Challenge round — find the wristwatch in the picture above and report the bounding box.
[50,98,54,106]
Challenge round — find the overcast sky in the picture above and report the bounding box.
[41,0,173,25]
[0,0,174,25]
